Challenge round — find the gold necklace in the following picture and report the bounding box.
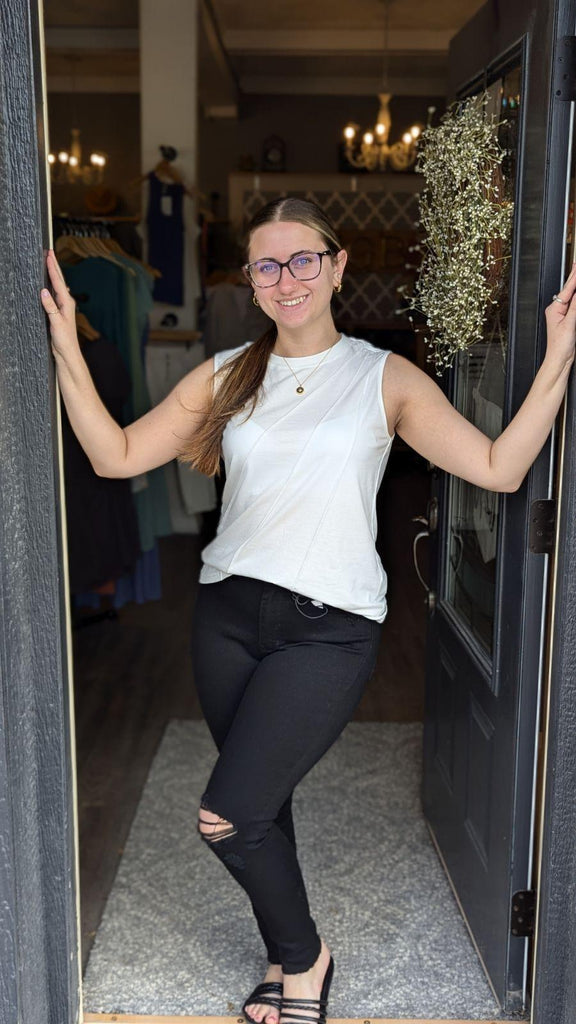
[280,337,340,394]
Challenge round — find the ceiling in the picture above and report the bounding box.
[44,0,486,101]
[211,0,483,33]
[44,0,137,28]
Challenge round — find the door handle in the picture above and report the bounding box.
[427,496,438,533]
[411,523,430,591]
[411,498,438,612]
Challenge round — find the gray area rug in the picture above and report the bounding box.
[83,720,512,1019]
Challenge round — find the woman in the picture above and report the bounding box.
[42,198,576,1024]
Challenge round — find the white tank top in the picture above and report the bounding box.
[199,334,394,622]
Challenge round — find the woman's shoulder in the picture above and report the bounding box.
[343,334,393,365]
[212,340,254,372]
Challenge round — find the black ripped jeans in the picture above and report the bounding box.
[190,574,381,974]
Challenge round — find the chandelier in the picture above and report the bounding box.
[48,128,107,185]
[342,0,422,172]
[48,58,108,185]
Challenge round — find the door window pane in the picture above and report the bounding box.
[443,68,521,655]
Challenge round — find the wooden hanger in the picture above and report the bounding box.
[97,236,163,279]
[55,234,137,276]
[128,145,214,219]
[153,159,185,185]
[129,159,197,198]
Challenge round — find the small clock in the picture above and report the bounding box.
[261,135,286,173]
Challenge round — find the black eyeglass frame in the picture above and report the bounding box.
[242,249,334,288]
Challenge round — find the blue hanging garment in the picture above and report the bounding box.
[146,171,185,305]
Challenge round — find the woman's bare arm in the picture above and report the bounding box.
[42,249,214,479]
[382,265,576,493]
[117,361,214,478]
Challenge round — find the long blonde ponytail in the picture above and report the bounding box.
[177,325,276,477]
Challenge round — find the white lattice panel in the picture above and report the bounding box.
[241,188,419,231]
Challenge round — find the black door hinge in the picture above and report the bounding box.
[511,890,536,937]
[529,499,556,554]
[554,37,576,100]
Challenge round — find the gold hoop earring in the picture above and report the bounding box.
[252,293,260,306]
[334,281,342,294]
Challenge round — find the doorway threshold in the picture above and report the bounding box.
[83,1014,505,1024]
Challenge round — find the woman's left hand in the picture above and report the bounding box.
[386,259,576,494]
[544,261,576,371]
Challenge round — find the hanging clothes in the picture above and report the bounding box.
[61,333,141,592]
[201,281,271,358]
[63,257,150,421]
[62,255,173,554]
[57,223,174,606]
[146,171,185,305]
[145,341,217,533]
[74,547,163,611]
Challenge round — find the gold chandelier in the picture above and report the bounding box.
[343,94,421,172]
[49,128,107,185]
[342,0,422,172]
[48,58,108,185]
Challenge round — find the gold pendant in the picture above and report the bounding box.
[296,385,304,394]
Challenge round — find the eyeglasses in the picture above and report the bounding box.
[243,250,333,288]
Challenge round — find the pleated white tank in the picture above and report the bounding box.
[199,334,394,622]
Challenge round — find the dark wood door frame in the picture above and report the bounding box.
[525,0,576,1014]
[0,1,81,1023]
[532,244,576,1017]
[0,1,574,1023]
[449,0,576,1019]
[442,0,576,1013]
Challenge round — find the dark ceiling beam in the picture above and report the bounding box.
[238,72,447,96]
[44,27,138,48]
[222,28,454,55]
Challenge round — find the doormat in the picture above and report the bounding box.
[82,721,517,1020]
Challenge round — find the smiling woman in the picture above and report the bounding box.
[240,205,347,352]
[42,190,576,1024]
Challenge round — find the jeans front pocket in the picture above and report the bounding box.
[287,589,376,646]
[289,590,329,620]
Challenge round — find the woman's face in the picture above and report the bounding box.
[246,220,347,332]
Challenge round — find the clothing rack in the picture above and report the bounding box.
[55,214,141,224]
[53,214,140,240]
[54,215,111,239]
[53,214,161,278]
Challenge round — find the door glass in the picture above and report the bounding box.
[443,67,521,655]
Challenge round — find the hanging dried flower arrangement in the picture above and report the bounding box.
[397,92,514,374]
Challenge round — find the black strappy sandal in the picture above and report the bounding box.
[280,955,335,1024]
[242,981,284,1024]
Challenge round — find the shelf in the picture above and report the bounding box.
[148,329,202,344]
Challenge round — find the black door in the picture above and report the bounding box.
[421,0,574,1012]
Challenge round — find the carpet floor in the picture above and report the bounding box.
[82,720,518,1019]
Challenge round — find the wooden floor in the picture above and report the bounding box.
[84,1015,500,1024]
[72,448,431,969]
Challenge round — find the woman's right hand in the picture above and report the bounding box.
[41,249,79,358]
[40,245,216,479]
